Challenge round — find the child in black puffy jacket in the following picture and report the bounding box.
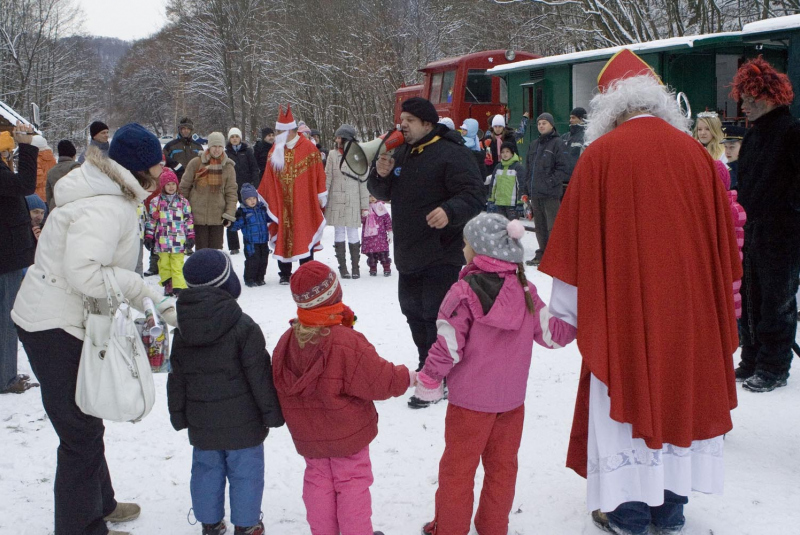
[168,249,283,535]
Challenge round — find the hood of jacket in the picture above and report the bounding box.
[38,149,56,164]
[175,287,243,346]
[54,146,149,207]
[500,153,521,168]
[459,255,527,331]
[276,329,333,398]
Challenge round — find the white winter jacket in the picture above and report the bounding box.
[12,147,167,340]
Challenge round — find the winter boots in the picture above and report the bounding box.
[233,522,264,535]
[202,521,227,535]
[742,372,789,393]
[104,502,141,523]
[335,242,351,279]
[349,242,361,279]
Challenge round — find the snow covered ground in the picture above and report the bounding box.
[2,225,799,535]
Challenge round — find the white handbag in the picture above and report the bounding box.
[76,267,155,423]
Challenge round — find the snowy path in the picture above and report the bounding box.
[2,225,798,535]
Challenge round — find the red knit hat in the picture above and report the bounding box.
[290,261,342,309]
[160,168,179,189]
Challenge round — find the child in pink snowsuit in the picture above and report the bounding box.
[415,213,577,535]
[714,160,746,318]
[361,196,393,276]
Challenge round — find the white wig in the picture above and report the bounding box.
[585,75,692,144]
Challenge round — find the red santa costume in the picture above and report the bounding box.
[258,105,327,268]
[539,50,741,516]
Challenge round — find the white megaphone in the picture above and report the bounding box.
[342,129,406,176]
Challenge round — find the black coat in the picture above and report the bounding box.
[368,124,485,273]
[225,142,262,191]
[168,287,284,450]
[253,140,273,179]
[523,130,569,199]
[738,106,800,227]
[561,124,586,181]
[0,143,38,275]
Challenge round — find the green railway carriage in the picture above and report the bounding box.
[489,14,800,157]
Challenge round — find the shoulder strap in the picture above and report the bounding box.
[101,267,127,307]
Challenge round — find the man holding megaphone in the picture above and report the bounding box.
[368,97,485,409]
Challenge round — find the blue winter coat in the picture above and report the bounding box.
[232,201,271,256]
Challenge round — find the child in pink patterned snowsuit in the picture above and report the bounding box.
[714,160,746,318]
[361,196,393,276]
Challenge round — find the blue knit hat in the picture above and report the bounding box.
[183,249,241,298]
[25,194,47,213]
[240,183,258,202]
[108,123,163,173]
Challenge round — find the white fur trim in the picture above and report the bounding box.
[275,120,297,131]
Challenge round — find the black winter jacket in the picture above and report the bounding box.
[225,142,262,192]
[1,144,38,275]
[738,106,800,227]
[523,130,569,199]
[168,287,284,450]
[561,124,586,180]
[253,140,273,178]
[368,124,485,273]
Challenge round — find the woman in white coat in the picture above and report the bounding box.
[12,123,177,535]
[325,124,369,279]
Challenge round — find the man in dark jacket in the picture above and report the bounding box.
[225,127,262,255]
[45,140,81,210]
[369,97,484,408]
[561,107,587,185]
[523,112,569,266]
[168,249,283,535]
[163,117,204,178]
[1,123,39,394]
[731,57,800,393]
[253,127,274,179]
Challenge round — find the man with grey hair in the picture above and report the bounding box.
[325,124,369,279]
[539,49,740,535]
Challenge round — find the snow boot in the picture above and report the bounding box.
[591,510,621,534]
[144,252,159,277]
[233,522,264,535]
[742,372,788,393]
[163,278,173,296]
[734,364,754,383]
[349,241,361,279]
[202,520,227,535]
[108,531,131,535]
[104,502,140,523]
[335,242,350,279]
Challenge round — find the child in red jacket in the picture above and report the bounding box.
[272,261,415,535]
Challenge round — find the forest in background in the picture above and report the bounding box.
[2,0,799,146]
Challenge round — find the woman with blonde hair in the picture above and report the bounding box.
[694,112,726,161]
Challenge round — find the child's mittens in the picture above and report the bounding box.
[407,368,417,389]
[414,370,444,402]
[184,237,194,249]
[144,237,154,251]
[387,231,393,244]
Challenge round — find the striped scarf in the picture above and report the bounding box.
[195,150,224,193]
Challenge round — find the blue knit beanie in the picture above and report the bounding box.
[240,183,258,202]
[183,249,242,299]
[25,194,47,213]
[108,123,163,173]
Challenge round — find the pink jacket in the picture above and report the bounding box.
[715,160,746,318]
[421,255,576,413]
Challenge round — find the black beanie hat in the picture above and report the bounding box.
[570,107,587,120]
[90,121,109,139]
[261,127,274,138]
[57,139,77,158]
[184,249,241,299]
[401,97,439,124]
[500,141,517,154]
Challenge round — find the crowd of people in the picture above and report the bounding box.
[0,49,798,535]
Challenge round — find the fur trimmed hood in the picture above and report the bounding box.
[55,145,150,207]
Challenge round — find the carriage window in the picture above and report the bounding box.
[430,72,443,104]
[465,69,493,103]
[440,70,456,103]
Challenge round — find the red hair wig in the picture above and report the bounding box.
[731,56,794,106]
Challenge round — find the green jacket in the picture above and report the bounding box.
[488,155,524,206]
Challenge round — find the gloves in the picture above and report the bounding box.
[408,368,417,388]
[521,195,529,203]
[387,231,393,244]
[184,238,195,250]
[414,370,444,403]
[155,295,178,327]
[484,175,493,185]
[143,238,154,251]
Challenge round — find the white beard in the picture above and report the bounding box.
[269,130,289,172]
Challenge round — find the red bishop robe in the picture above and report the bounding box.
[539,116,741,478]
[258,135,327,262]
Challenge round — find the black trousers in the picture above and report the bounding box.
[244,243,270,283]
[226,227,240,251]
[398,264,462,370]
[739,220,800,378]
[17,327,117,535]
[278,250,314,278]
